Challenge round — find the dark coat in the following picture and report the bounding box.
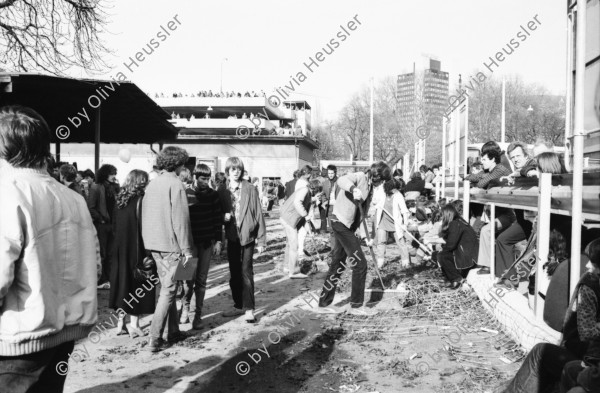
[441,218,478,270]
[109,195,156,315]
[284,178,297,199]
[222,180,266,247]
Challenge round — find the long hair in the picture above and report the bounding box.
[439,204,461,238]
[537,152,563,174]
[549,228,569,263]
[116,170,148,209]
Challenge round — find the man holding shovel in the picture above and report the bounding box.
[316,162,391,316]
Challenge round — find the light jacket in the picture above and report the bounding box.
[331,171,371,231]
[373,189,409,239]
[141,170,193,255]
[0,164,99,355]
[280,184,311,229]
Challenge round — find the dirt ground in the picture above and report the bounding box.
[64,207,523,393]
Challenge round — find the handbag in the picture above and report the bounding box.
[133,197,156,283]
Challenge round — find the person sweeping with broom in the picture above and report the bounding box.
[316,161,391,316]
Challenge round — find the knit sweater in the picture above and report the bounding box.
[141,170,193,255]
[0,163,99,355]
[189,187,223,247]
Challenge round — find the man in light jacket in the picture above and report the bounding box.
[0,106,99,392]
[142,146,194,352]
[317,161,391,315]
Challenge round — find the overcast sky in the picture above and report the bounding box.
[82,0,567,123]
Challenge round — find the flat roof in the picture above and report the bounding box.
[0,73,177,144]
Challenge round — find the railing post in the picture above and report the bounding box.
[463,180,470,221]
[535,173,552,320]
[490,204,496,278]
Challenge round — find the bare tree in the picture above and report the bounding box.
[0,0,111,74]
[467,74,565,145]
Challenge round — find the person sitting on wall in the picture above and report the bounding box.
[468,142,514,275]
[404,172,425,201]
[465,141,512,189]
[496,238,600,393]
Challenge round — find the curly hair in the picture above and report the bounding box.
[383,178,400,195]
[156,146,189,172]
[116,170,148,209]
[96,164,117,184]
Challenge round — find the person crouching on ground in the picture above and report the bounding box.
[180,164,223,329]
[222,157,266,323]
[317,161,391,316]
[0,106,100,392]
[436,204,478,289]
[280,178,323,278]
[142,146,194,352]
[373,178,410,268]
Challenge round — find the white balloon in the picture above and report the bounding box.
[118,148,131,163]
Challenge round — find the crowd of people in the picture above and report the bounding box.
[157,90,267,99]
[1,105,598,393]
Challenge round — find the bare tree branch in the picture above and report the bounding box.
[0,0,112,75]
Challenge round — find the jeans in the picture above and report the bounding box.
[96,222,113,283]
[182,244,213,314]
[502,343,578,393]
[149,251,181,340]
[281,219,300,274]
[375,227,410,265]
[496,222,528,278]
[227,239,256,310]
[0,341,74,393]
[319,206,328,232]
[319,220,368,308]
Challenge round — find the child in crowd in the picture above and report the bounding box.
[181,164,223,329]
[373,178,411,268]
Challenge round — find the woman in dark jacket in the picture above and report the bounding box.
[437,204,478,289]
[109,169,157,338]
[404,172,425,200]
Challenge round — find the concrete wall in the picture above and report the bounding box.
[52,141,315,187]
[166,141,312,186]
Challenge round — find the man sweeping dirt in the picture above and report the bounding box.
[316,161,391,316]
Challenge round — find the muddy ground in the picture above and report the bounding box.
[64,207,522,393]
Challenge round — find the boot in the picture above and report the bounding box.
[179,305,190,324]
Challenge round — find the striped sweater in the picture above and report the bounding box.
[189,187,223,247]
